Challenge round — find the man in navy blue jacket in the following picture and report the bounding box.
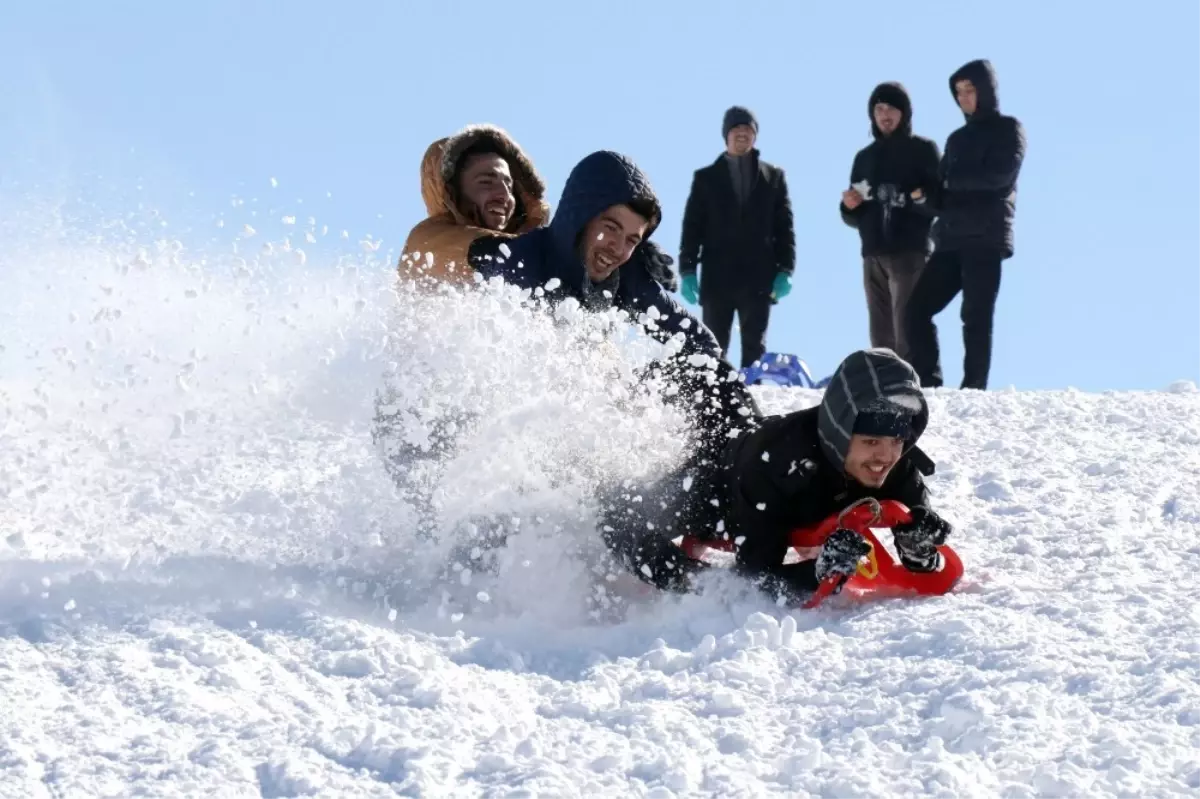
[471,151,707,351]
[468,150,759,434]
[469,150,762,583]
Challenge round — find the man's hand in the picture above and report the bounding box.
[892,506,952,572]
[842,188,864,210]
[910,188,924,202]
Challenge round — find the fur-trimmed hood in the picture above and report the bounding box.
[401,125,550,286]
[419,124,549,234]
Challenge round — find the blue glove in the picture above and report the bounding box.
[771,273,792,301]
[681,273,699,305]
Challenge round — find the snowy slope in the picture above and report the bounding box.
[2,219,1199,799]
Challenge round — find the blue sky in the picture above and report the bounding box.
[3,1,1197,390]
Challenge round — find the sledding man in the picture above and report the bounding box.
[602,347,955,606]
[398,124,551,287]
[468,149,755,447]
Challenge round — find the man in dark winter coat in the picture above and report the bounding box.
[602,348,954,606]
[906,59,1027,390]
[469,150,761,454]
[840,82,942,361]
[678,106,797,369]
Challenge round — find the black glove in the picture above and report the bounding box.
[634,240,678,292]
[815,528,871,587]
[892,506,952,572]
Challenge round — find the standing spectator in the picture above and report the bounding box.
[679,106,796,368]
[906,59,1027,390]
[840,82,941,361]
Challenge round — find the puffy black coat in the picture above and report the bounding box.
[725,349,935,582]
[841,82,943,256]
[932,60,1028,258]
[678,149,796,300]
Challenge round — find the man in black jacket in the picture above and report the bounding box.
[840,82,942,362]
[906,59,1027,390]
[678,107,796,369]
[600,348,953,606]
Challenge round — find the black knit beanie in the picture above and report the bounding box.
[722,106,758,140]
[853,398,915,440]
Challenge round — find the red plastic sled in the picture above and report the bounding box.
[677,498,963,609]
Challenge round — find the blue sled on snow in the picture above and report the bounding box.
[740,352,832,389]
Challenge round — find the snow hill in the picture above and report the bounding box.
[2,216,1199,799]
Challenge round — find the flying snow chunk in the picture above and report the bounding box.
[498,242,512,258]
[270,177,279,188]
[281,215,296,225]
[544,277,562,292]
[242,224,257,237]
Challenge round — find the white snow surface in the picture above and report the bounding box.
[2,211,1200,799]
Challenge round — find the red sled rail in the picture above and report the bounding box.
[677,498,963,609]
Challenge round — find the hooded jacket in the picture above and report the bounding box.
[724,348,935,577]
[470,150,759,453]
[399,125,550,286]
[840,82,943,256]
[470,151,694,334]
[931,60,1027,258]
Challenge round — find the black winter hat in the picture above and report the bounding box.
[868,82,913,138]
[853,397,915,440]
[722,106,758,140]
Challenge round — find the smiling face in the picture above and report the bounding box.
[725,124,756,156]
[843,434,905,488]
[456,152,516,231]
[579,204,650,283]
[873,102,903,136]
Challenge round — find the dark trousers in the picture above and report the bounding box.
[863,252,926,362]
[702,288,772,368]
[905,249,1003,390]
[598,456,725,592]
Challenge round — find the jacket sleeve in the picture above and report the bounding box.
[772,169,796,276]
[401,217,494,286]
[622,253,763,442]
[908,138,943,219]
[944,118,1026,193]
[678,171,705,278]
[468,234,538,290]
[839,151,867,228]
